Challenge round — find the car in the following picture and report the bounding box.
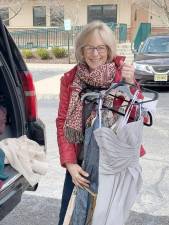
[133,34,169,87]
[0,18,46,221]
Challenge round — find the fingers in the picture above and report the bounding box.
[66,163,90,188]
[74,170,90,188]
[79,168,89,177]
[122,64,134,71]
[78,175,90,187]
[73,175,90,188]
[121,64,135,84]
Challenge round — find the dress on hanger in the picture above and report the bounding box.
[91,93,143,225]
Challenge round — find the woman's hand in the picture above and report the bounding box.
[120,60,135,84]
[65,163,90,188]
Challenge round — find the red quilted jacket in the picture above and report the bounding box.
[56,56,146,167]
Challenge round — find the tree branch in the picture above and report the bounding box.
[151,0,163,8]
[0,0,25,22]
[163,0,169,22]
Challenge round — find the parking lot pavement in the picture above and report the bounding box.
[34,74,62,99]
[1,193,169,225]
[0,194,60,225]
[27,63,75,100]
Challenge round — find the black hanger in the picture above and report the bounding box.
[104,80,134,99]
[80,81,158,127]
[104,80,159,105]
[81,95,152,126]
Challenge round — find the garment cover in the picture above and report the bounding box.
[70,117,100,225]
[92,115,143,225]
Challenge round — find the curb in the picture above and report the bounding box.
[36,94,59,101]
[27,63,76,69]
[34,74,62,100]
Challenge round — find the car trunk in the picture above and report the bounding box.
[0,18,45,221]
[0,51,26,187]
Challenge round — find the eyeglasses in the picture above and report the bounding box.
[83,45,107,54]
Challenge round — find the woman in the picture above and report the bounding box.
[56,20,145,225]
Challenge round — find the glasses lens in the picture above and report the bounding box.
[97,45,107,53]
[84,45,107,54]
[86,47,94,54]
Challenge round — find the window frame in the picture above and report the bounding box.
[33,6,46,27]
[87,4,117,24]
[0,7,9,26]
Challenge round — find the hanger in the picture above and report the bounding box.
[80,81,159,106]
[139,87,159,105]
[80,81,158,127]
[104,80,134,99]
[104,81,159,105]
[81,92,100,102]
[80,81,135,103]
[81,95,153,126]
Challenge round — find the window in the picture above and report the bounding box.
[144,37,169,53]
[0,7,9,26]
[87,5,117,23]
[50,6,64,27]
[33,6,46,26]
[134,10,137,21]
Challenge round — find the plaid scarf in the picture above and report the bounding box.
[64,62,116,143]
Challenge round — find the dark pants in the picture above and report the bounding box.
[58,171,74,225]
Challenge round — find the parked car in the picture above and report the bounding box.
[0,18,46,221]
[133,34,169,87]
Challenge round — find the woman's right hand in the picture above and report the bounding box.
[65,163,90,188]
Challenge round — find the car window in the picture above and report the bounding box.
[142,37,169,54]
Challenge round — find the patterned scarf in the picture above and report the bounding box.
[64,62,116,143]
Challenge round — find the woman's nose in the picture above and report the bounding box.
[92,48,99,56]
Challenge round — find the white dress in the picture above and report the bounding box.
[91,116,143,225]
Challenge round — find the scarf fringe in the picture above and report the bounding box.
[64,127,84,143]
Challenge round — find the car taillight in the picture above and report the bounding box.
[18,71,37,121]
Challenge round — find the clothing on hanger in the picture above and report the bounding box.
[91,93,143,225]
[81,82,158,127]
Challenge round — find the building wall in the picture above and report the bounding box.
[64,0,132,27]
[0,0,168,38]
[130,2,149,41]
[10,1,33,27]
[0,0,132,28]
[0,0,51,28]
[130,0,169,29]
[148,0,169,27]
[130,0,169,41]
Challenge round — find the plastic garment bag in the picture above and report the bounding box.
[92,91,143,225]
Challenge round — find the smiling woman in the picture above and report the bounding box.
[75,21,116,67]
[56,20,138,225]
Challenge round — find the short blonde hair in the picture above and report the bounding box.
[75,20,116,63]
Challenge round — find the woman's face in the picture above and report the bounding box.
[82,31,108,71]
